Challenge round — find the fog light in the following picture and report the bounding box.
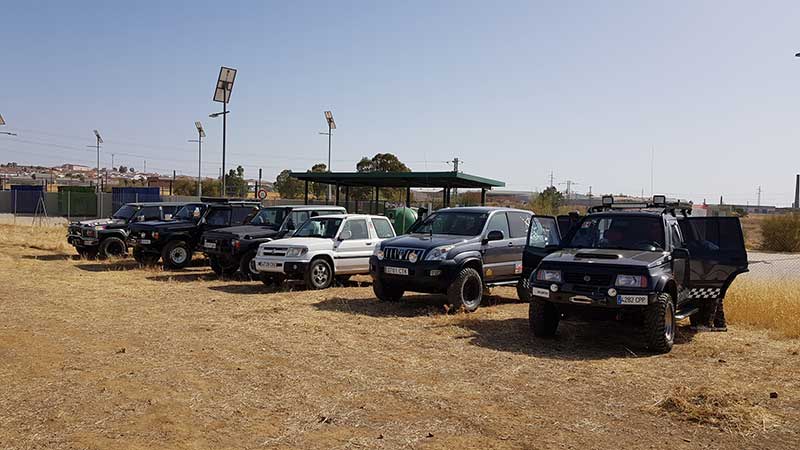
[608,288,617,297]
[408,252,418,263]
[430,269,442,276]
[550,283,559,292]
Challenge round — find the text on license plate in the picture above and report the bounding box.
[384,266,409,276]
[204,241,216,249]
[139,239,151,244]
[617,295,648,305]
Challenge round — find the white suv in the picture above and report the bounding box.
[254,214,397,289]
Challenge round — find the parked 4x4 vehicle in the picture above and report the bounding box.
[67,202,186,259]
[526,196,749,353]
[128,199,260,268]
[370,207,534,311]
[255,214,396,289]
[202,205,346,279]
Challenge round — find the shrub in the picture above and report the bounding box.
[759,213,800,252]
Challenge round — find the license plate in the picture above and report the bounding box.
[385,266,409,276]
[617,295,648,305]
[531,287,550,298]
[258,261,280,269]
[204,241,216,249]
[139,239,151,244]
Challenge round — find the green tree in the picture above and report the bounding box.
[274,169,304,199]
[531,186,564,215]
[310,163,327,199]
[352,153,411,202]
[202,179,221,197]
[223,165,248,197]
[173,179,197,196]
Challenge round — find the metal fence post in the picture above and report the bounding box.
[67,190,71,222]
[13,190,17,225]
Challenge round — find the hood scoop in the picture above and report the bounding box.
[574,252,620,260]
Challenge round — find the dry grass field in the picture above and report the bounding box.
[1,223,799,449]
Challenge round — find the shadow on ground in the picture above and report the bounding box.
[454,317,697,360]
[23,254,79,261]
[75,260,145,272]
[146,271,218,283]
[313,292,520,318]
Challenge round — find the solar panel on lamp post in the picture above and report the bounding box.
[0,113,17,136]
[319,110,336,202]
[211,66,237,197]
[188,121,206,197]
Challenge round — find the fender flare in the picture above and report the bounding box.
[454,252,484,275]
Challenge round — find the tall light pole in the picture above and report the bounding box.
[211,66,237,197]
[319,110,336,202]
[188,121,206,197]
[93,130,103,192]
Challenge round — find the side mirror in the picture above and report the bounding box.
[164,214,173,220]
[137,215,146,222]
[338,230,352,241]
[672,248,690,259]
[486,230,504,242]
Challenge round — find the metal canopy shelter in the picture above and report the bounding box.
[289,171,505,208]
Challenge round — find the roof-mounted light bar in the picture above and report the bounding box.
[601,195,614,206]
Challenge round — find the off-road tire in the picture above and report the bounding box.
[162,240,192,269]
[305,258,334,290]
[239,250,260,280]
[209,256,238,277]
[447,267,484,312]
[133,247,160,265]
[260,273,285,287]
[644,292,676,353]
[98,237,127,259]
[529,298,559,337]
[517,277,531,303]
[77,246,98,259]
[373,278,404,302]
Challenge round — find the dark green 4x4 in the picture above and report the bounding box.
[128,200,260,268]
[525,196,749,353]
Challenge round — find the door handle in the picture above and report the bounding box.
[507,242,514,247]
[366,242,373,246]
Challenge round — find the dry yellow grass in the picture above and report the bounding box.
[726,278,800,338]
[1,223,799,449]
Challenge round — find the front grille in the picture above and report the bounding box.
[383,247,424,262]
[260,247,287,257]
[564,272,613,286]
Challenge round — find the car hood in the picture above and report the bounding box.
[261,237,335,251]
[543,248,667,268]
[129,219,196,232]
[205,225,280,240]
[380,234,473,250]
[73,218,126,228]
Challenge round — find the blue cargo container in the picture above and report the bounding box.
[111,187,161,211]
[11,185,45,214]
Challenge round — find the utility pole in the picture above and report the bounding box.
[450,157,460,204]
[549,171,555,188]
[258,168,262,193]
[588,185,593,199]
[171,170,176,196]
[559,180,580,200]
[143,160,147,174]
[757,185,762,207]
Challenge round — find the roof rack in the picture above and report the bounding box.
[588,195,693,216]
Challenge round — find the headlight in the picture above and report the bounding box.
[536,269,562,283]
[286,247,307,257]
[152,232,159,240]
[615,275,648,288]
[373,246,384,260]
[94,225,106,230]
[425,245,455,261]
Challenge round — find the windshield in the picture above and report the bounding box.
[112,205,137,219]
[409,212,488,236]
[293,217,343,238]
[564,215,665,251]
[172,204,205,221]
[248,207,288,229]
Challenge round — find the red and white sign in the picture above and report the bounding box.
[256,189,268,200]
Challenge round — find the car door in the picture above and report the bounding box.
[521,216,561,288]
[678,217,749,301]
[667,220,689,302]
[482,211,515,281]
[557,214,580,239]
[507,211,533,277]
[333,218,374,273]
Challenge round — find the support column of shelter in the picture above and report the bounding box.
[481,188,487,206]
[334,184,340,206]
[345,186,350,211]
[374,187,380,215]
[304,181,309,205]
[406,187,411,207]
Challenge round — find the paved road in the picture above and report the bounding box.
[746,251,800,279]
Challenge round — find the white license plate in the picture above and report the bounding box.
[139,239,151,244]
[385,266,409,276]
[617,295,648,305]
[531,287,550,298]
[203,241,216,249]
[258,261,280,269]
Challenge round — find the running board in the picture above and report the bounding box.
[675,307,699,321]
[486,280,519,287]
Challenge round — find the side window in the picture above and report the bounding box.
[527,217,561,249]
[372,218,395,239]
[289,211,310,229]
[679,217,744,253]
[507,212,531,238]
[140,206,161,221]
[232,206,255,224]
[341,219,369,240]
[206,208,231,226]
[670,223,683,249]
[486,212,510,239]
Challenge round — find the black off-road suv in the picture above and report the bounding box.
[526,196,749,353]
[128,199,260,268]
[67,202,187,259]
[201,205,346,279]
[370,207,534,311]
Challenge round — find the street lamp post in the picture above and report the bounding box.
[0,113,17,136]
[188,121,206,197]
[211,67,237,197]
[319,110,337,203]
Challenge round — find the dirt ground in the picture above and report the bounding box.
[1,226,799,449]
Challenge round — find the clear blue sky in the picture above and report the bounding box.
[2,1,800,205]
